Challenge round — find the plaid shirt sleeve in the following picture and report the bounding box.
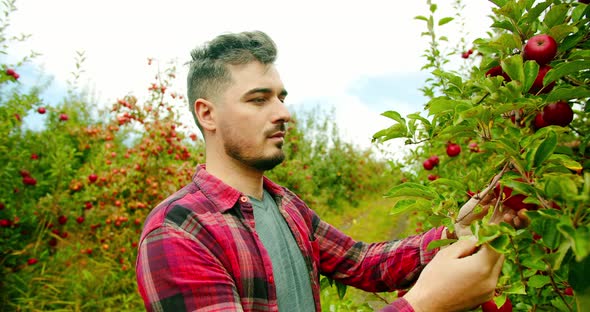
[313,212,444,293]
[136,224,244,312]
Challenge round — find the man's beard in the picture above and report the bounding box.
[223,125,287,171]
[225,142,285,171]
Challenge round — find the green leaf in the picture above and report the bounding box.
[569,254,590,293]
[563,225,590,262]
[528,275,551,288]
[429,178,467,192]
[523,61,540,94]
[389,199,432,216]
[477,224,502,246]
[502,179,536,198]
[533,129,557,167]
[548,24,578,43]
[521,257,547,270]
[548,154,583,172]
[415,15,428,22]
[543,4,568,28]
[335,280,347,299]
[407,113,432,132]
[502,54,525,83]
[372,123,408,143]
[438,124,475,137]
[427,239,456,251]
[426,97,456,116]
[490,0,508,7]
[438,17,454,26]
[528,210,561,250]
[503,281,527,294]
[491,20,516,32]
[489,234,510,252]
[381,110,406,125]
[549,240,572,271]
[385,182,437,200]
[526,1,552,23]
[546,86,590,102]
[544,60,590,86]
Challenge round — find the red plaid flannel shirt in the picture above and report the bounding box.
[136,164,444,311]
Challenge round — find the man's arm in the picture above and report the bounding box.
[136,225,243,312]
[313,213,445,292]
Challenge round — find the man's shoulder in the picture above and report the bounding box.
[139,182,220,239]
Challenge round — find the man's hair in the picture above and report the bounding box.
[186,30,278,131]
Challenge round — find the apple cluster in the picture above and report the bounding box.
[5,68,19,80]
[523,34,557,94]
[521,34,575,129]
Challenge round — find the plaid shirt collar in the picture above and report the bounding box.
[193,164,285,213]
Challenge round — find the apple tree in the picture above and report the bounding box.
[373,0,589,311]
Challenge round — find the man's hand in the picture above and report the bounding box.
[452,172,530,238]
[403,238,504,312]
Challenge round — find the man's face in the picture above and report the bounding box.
[216,61,290,171]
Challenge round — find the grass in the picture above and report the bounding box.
[317,194,413,311]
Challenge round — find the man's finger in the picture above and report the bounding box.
[473,243,503,264]
[444,237,478,258]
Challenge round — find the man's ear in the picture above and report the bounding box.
[194,98,216,132]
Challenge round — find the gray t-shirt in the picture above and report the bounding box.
[250,190,315,311]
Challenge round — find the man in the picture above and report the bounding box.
[135,30,523,311]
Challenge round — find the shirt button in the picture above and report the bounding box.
[240,196,248,203]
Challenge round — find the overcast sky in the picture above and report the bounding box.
[3,0,495,159]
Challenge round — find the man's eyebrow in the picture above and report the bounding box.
[243,88,288,97]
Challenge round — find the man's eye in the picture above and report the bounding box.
[252,98,266,103]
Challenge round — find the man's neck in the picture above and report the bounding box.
[205,149,265,200]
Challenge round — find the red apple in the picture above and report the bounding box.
[428,155,440,166]
[428,174,439,181]
[37,107,46,114]
[533,112,549,130]
[529,65,555,94]
[22,176,37,186]
[58,215,68,225]
[523,34,558,65]
[31,153,39,160]
[6,68,19,79]
[482,297,513,312]
[543,101,573,127]
[423,159,435,170]
[59,113,69,121]
[27,258,38,265]
[88,174,98,183]
[0,219,11,227]
[564,287,574,296]
[446,143,461,157]
[76,216,85,224]
[494,182,537,211]
[485,65,511,82]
